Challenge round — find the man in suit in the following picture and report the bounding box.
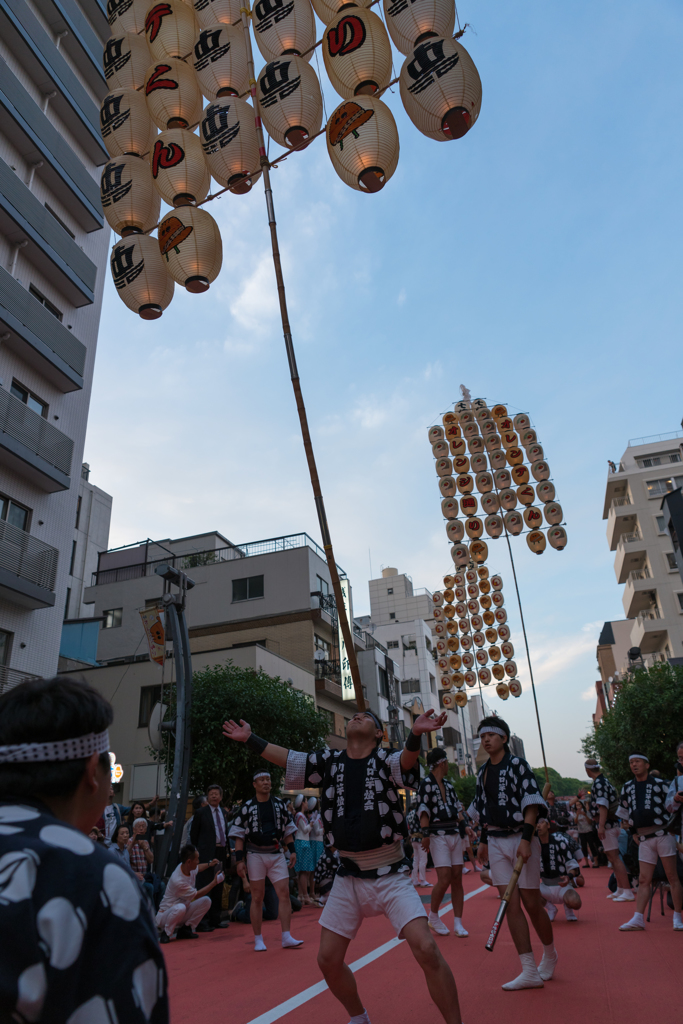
[191,784,231,930]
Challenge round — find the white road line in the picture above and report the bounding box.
[246,884,490,1024]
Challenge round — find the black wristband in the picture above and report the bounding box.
[286,842,295,853]
[479,829,488,845]
[405,729,421,753]
[521,822,535,843]
[235,850,244,862]
[246,733,268,755]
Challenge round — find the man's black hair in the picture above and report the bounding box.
[427,747,448,768]
[180,843,197,863]
[0,676,113,800]
[192,795,207,812]
[478,715,510,753]
[207,783,223,796]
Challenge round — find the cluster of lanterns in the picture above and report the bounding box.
[431,569,522,706]
[101,0,483,317]
[428,398,567,558]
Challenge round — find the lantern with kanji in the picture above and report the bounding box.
[400,37,482,141]
[144,58,204,130]
[257,57,323,148]
[323,9,392,99]
[200,97,262,193]
[150,129,211,206]
[110,234,174,318]
[100,88,158,158]
[101,155,161,235]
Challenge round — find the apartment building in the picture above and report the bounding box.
[602,431,683,673]
[0,0,110,685]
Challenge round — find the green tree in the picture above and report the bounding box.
[155,664,329,804]
[449,770,476,808]
[531,766,586,797]
[580,661,683,790]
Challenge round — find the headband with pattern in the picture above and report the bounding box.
[0,729,110,764]
[628,753,649,762]
[479,726,507,739]
[253,770,271,780]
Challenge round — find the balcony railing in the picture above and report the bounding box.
[628,568,651,581]
[0,387,73,476]
[629,430,683,447]
[636,609,661,624]
[0,665,41,696]
[619,529,643,546]
[612,496,633,509]
[315,659,340,680]
[0,519,58,590]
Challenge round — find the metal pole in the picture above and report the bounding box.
[239,5,366,711]
[155,599,186,877]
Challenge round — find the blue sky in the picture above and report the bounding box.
[85,1,683,777]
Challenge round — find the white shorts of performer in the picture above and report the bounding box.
[430,834,464,869]
[601,825,622,852]
[156,896,212,937]
[489,834,541,889]
[320,870,427,940]
[411,842,428,884]
[540,882,573,905]
[637,833,677,865]
[247,849,289,883]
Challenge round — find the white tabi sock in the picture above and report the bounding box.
[281,931,303,948]
[254,935,267,951]
[619,911,645,931]
[673,911,683,930]
[615,888,624,897]
[538,943,558,981]
[501,952,543,990]
[348,1011,371,1024]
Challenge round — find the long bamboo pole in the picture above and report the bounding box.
[239,6,366,711]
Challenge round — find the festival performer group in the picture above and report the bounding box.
[1,676,683,1022]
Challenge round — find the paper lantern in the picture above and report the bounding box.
[443,412,458,427]
[453,571,465,585]
[531,460,550,482]
[100,155,160,236]
[253,0,315,64]
[382,0,454,55]
[475,648,488,666]
[479,668,491,686]
[447,637,459,654]
[496,683,510,700]
[475,473,493,495]
[521,428,537,447]
[448,654,461,672]
[501,641,514,659]
[480,418,496,436]
[400,36,481,141]
[504,660,517,677]
[499,431,516,450]
[485,627,497,644]
[145,58,203,129]
[526,530,546,555]
[110,234,174,318]
[506,447,524,466]
[544,501,563,526]
[465,569,477,583]
[323,9,391,100]
[509,680,522,698]
[192,0,241,28]
[493,469,510,490]
[469,540,488,564]
[485,434,501,453]
[433,622,446,637]
[548,526,567,550]
[491,404,507,420]
[463,671,476,688]
[450,438,467,457]
[439,476,456,498]
[145,1,198,60]
[526,443,543,462]
[446,520,464,543]
[467,597,479,613]
[428,425,444,443]
[480,593,491,609]
[498,416,513,432]
[494,608,507,625]
[454,691,467,707]
[462,421,478,440]
[471,453,487,474]
[523,506,543,531]
[517,484,535,507]
[513,414,530,431]
[432,607,444,621]
[435,456,453,478]
[442,692,457,709]
[103,32,152,91]
[459,633,472,650]
[499,488,516,511]
[451,543,468,567]
[431,590,444,607]
[108,0,149,34]
[443,604,455,620]
[441,675,453,690]
[504,510,523,535]
[446,621,458,636]
[453,455,470,475]
[158,205,222,291]
[327,95,399,192]
[101,88,157,158]
[457,620,468,637]
[537,481,556,503]
[445,423,461,441]
[497,624,510,642]
[468,436,484,455]
[436,639,447,655]
[441,497,458,520]
[489,450,506,471]
[456,474,473,494]
[150,129,210,205]
[432,440,449,458]
[437,656,449,673]
[492,663,504,681]
[201,98,261,193]
[511,465,529,486]
[259,57,323,148]
[460,494,477,516]
[312,0,372,26]
[193,23,250,99]
[470,614,483,631]
[490,575,502,590]
[491,591,504,608]
[485,514,503,539]
[489,645,501,662]
[472,630,485,647]
[481,493,499,515]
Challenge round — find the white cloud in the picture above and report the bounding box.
[581,684,597,701]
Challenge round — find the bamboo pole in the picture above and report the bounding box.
[239,5,366,711]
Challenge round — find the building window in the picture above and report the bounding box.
[645,476,683,498]
[10,380,47,418]
[138,684,162,728]
[64,587,71,621]
[387,588,393,594]
[316,575,330,598]
[389,612,395,620]
[0,629,12,666]
[442,727,462,747]
[29,284,63,321]
[314,634,331,655]
[387,640,399,649]
[0,495,30,532]
[102,608,122,629]
[401,679,420,694]
[232,574,264,602]
[666,553,678,571]
[69,540,77,576]
[378,666,389,699]
[656,515,667,534]
[429,674,436,695]
[75,495,82,530]
[677,594,683,612]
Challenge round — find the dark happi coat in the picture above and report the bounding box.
[540,831,580,882]
[417,773,463,836]
[618,775,671,836]
[589,773,620,826]
[228,796,295,848]
[469,753,547,830]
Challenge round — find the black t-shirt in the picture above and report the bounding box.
[343,755,370,850]
[255,797,276,846]
[483,760,508,828]
[632,780,656,829]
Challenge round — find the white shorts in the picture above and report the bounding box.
[540,882,573,905]
[319,870,427,941]
[247,850,289,883]
[637,833,678,865]
[430,834,464,868]
[489,834,541,889]
[601,826,621,852]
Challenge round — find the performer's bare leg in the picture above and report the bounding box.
[249,878,266,940]
[519,888,554,945]
[317,928,364,1017]
[604,847,632,898]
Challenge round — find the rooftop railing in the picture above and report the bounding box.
[628,430,683,447]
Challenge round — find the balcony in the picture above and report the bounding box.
[622,570,656,617]
[606,497,637,550]
[0,387,73,491]
[630,613,668,655]
[32,0,107,99]
[614,529,647,584]
[0,665,41,695]
[0,519,58,608]
[0,268,86,392]
[603,474,630,519]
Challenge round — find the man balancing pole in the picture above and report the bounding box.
[223,708,464,1024]
[584,757,633,902]
[471,716,557,990]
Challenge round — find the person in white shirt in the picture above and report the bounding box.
[156,844,224,943]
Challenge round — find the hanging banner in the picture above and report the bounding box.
[140,606,165,665]
[338,578,355,701]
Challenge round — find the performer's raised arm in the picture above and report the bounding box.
[222,719,289,767]
[400,709,448,774]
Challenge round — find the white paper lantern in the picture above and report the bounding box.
[253,0,316,64]
[200,97,261,192]
[145,57,204,130]
[323,9,392,99]
[107,0,149,34]
[193,23,250,99]
[110,233,174,318]
[382,0,454,56]
[103,32,152,91]
[257,57,323,147]
[101,88,157,158]
[400,37,481,141]
[311,0,372,27]
[158,206,222,291]
[101,154,161,235]
[150,128,211,206]
[145,0,198,60]
[192,0,242,27]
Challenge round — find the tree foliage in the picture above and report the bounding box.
[154,664,329,805]
[531,766,585,797]
[580,662,683,790]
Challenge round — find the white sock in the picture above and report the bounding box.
[542,943,556,958]
[623,912,644,928]
[673,911,682,926]
[615,887,624,897]
[428,911,440,921]
[348,1011,371,1024]
[254,934,266,951]
[453,917,462,927]
[282,931,291,941]
[502,952,542,990]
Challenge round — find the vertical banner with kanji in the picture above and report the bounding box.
[338,578,355,701]
[140,607,165,665]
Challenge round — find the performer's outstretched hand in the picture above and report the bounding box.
[223,719,252,743]
[412,710,448,734]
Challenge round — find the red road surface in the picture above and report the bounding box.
[164,866,681,1024]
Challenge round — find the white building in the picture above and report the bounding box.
[0,1,110,685]
[66,462,112,621]
[603,430,683,666]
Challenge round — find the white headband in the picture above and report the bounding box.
[253,771,271,780]
[584,762,602,771]
[479,726,507,739]
[629,753,649,762]
[0,728,110,765]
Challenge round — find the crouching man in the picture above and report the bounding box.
[156,844,224,943]
[537,819,582,922]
